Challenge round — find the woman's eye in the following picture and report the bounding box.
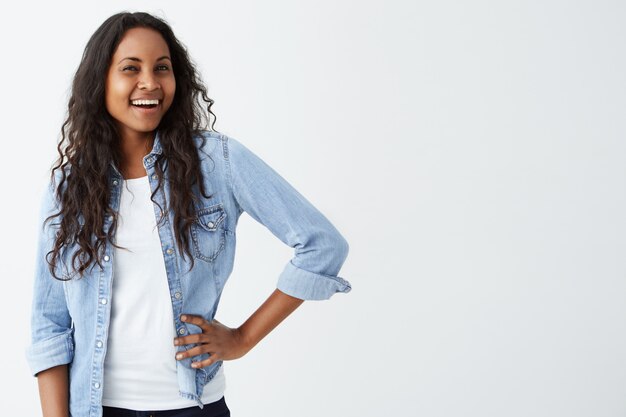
[121,65,169,72]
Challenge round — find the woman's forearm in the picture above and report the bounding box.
[33,290,303,417]
[237,288,305,351]
[36,364,69,417]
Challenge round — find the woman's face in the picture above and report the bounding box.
[105,27,176,140]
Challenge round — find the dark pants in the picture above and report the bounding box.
[102,396,230,417]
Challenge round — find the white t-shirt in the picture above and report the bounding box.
[102,175,225,410]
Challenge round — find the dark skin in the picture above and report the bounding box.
[174,289,304,368]
[38,288,305,416]
[104,28,306,369]
[37,26,306,417]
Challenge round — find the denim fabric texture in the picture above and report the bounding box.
[25,130,351,417]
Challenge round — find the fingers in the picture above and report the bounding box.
[190,354,218,369]
[173,314,212,346]
[180,314,211,331]
[175,343,213,361]
[174,313,222,369]
[175,343,219,369]
[175,330,211,345]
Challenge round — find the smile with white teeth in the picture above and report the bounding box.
[131,99,160,106]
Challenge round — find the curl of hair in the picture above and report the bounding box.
[46,11,218,280]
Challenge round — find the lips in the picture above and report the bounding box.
[130,100,162,116]
[130,98,161,106]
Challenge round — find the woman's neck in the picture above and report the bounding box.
[118,131,155,179]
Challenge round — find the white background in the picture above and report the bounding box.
[2,1,625,416]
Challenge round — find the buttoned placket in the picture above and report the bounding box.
[141,147,208,407]
[89,174,120,413]
[141,153,188,339]
[89,134,205,414]
[141,154,208,405]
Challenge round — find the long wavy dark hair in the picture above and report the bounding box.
[45,11,218,280]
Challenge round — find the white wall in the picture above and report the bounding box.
[2,1,625,416]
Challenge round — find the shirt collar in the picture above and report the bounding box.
[148,129,164,156]
[109,129,163,178]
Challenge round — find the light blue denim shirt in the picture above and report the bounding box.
[25,130,351,417]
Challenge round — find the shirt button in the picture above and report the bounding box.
[207,221,215,228]
[108,215,113,222]
[94,382,100,389]
[96,341,103,348]
[112,180,119,186]
[174,292,181,299]
[152,174,158,180]
[100,298,107,305]
[104,255,110,262]
[166,248,174,255]
[178,328,186,335]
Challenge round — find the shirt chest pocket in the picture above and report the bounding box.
[190,204,227,263]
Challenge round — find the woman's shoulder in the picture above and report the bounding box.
[193,129,247,158]
[194,129,252,145]
[192,129,225,159]
[193,129,225,143]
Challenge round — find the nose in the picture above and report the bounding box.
[138,71,160,91]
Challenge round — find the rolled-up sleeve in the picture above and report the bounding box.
[25,178,75,377]
[223,135,351,300]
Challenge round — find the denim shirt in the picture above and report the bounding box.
[25,130,351,417]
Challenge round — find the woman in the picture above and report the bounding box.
[25,11,351,417]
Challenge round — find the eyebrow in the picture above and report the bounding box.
[118,56,171,64]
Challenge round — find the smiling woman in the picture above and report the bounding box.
[25,10,350,417]
[105,27,175,148]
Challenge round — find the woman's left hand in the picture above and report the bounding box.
[174,314,250,369]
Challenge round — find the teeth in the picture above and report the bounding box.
[131,99,160,106]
